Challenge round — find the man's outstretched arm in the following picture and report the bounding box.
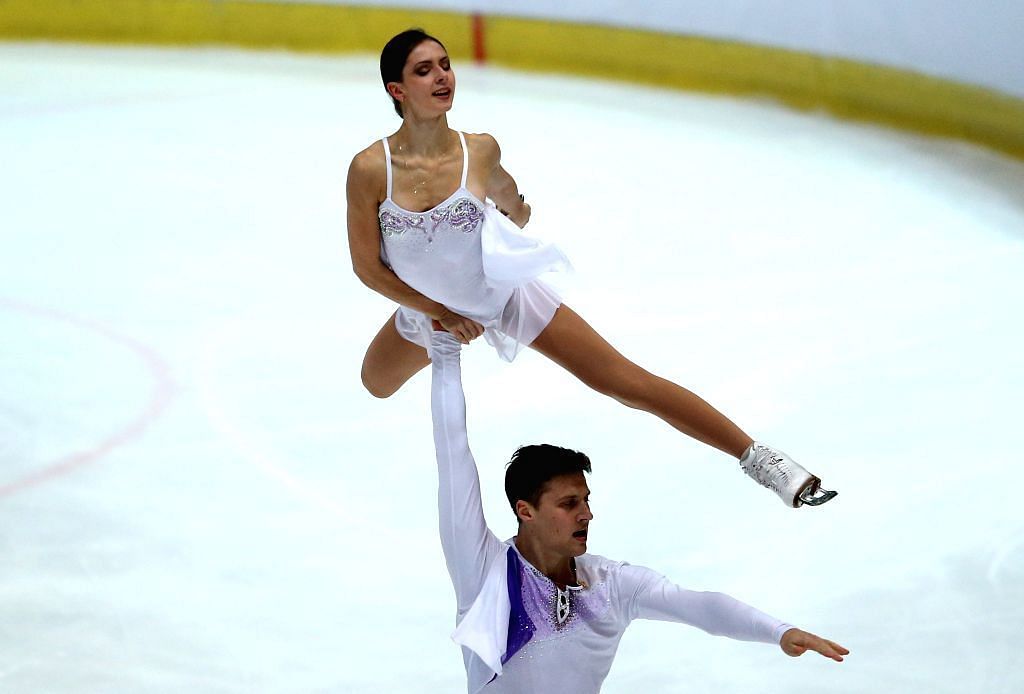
[430,331,505,615]
[621,564,849,661]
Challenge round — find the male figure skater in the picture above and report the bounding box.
[428,331,848,693]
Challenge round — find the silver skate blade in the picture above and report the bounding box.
[799,485,838,506]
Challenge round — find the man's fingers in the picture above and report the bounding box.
[812,639,844,662]
[829,640,850,655]
[819,645,841,661]
[783,630,847,663]
[438,313,485,342]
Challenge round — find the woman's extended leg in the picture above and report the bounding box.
[361,311,431,398]
[530,305,753,458]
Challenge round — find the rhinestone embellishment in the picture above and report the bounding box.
[379,209,424,238]
[431,197,483,233]
[379,197,482,241]
[555,588,571,625]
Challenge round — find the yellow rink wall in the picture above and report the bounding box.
[2,0,1023,160]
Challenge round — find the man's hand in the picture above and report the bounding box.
[432,311,484,345]
[780,628,849,662]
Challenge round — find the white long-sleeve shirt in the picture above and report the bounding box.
[429,333,792,694]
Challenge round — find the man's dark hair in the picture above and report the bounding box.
[379,28,447,117]
[504,444,592,521]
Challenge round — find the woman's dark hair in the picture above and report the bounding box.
[504,444,592,521]
[380,28,447,118]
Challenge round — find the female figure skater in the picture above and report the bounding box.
[346,29,835,507]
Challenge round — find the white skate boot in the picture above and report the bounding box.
[738,442,837,508]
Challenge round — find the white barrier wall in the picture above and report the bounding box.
[278,0,1024,97]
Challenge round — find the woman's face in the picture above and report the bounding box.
[393,40,455,118]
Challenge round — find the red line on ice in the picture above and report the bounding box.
[0,298,175,498]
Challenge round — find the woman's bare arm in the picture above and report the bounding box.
[346,144,483,343]
[346,146,441,315]
[478,134,531,228]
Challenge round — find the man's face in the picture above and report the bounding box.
[523,473,593,557]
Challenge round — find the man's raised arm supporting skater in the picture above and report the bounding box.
[429,330,848,694]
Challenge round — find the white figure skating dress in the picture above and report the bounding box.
[378,131,570,361]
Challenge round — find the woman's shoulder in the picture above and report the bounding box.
[347,139,387,184]
[463,131,502,166]
[350,139,387,168]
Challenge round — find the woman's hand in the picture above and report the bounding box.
[506,200,531,229]
[780,628,849,662]
[434,309,485,345]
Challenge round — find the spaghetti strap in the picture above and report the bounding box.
[382,137,393,199]
[458,131,468,188]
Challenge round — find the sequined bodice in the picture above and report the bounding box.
[377,132,510,319]
[378,189,484,245]
[378,189,496,316]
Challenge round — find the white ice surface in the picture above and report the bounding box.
[1,43,1023,693]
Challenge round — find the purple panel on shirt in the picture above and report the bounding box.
[499,546,621,660]
[502,547,536,664]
